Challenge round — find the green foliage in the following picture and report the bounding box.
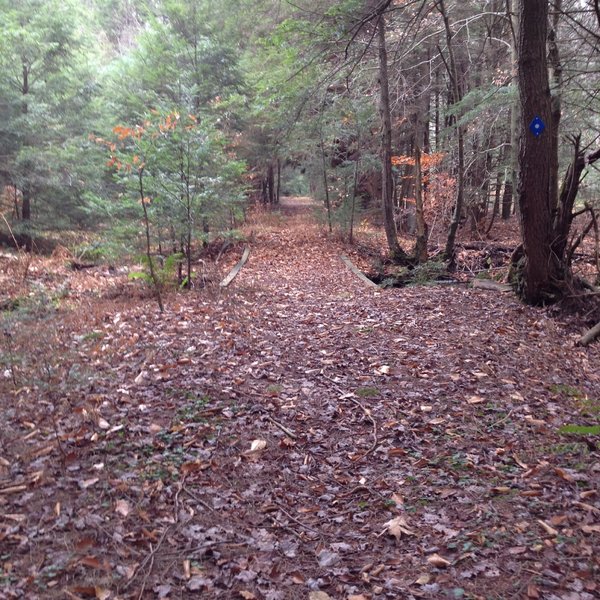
[558,424,600,436]
[0,0,107,231]
[129,252,184,288]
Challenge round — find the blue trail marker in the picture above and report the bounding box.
[529,116,545,137]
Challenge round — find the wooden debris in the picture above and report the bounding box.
[340,254,379,288]
[471,279,513,293]
[220,246,250,287]
[576,321,600,347]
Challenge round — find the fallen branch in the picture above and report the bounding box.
[340,254,379,288]
[220,246,250,287]
[472,279,513,293]
[576,321,600,347]
[265,415,297,439]
[347,396,379,462]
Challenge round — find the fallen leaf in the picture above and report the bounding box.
[80,556,109,571]
[95,587,111,600]
[308,593,332,600]
[239,591,257,599]
[466,395,484,405]
[115,499,130,517]
[79,478,99,489]
[384,516,416,540]
[427,553,451,568]
[134,370,148,384]
[554,467,574,482]
[249,439,267,452]
[415,573,431,585]
[317,550,340,567]
[581,524,600,534]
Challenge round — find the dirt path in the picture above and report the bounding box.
[2,198,599,599]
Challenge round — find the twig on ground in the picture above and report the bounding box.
[265,414,297,439]
[123,524,173,592]
[320,374,379,461]
[182,485,216,513]
[273,502,322,535]
[346,396,379,461]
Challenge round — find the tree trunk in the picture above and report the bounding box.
[377,12,407,262]
[414,144,428,263]
[548,0,562,213]
[508,1,519,217]
[436,0,465,263]
[276,158,281,204]
[515,0,557,304]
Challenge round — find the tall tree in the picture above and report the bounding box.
[514,0,555,303]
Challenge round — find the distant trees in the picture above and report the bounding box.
[1,0,599,305]
[0,0,102,246]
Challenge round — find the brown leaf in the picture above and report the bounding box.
[95,588,111,600]
[115,499,130,517]
[384,516,416,540]
[427,553,451,568]
[466,395,484,405]
[581,524,600,534]
[69,587,97,598]
[239,591,257,599]
[553,467,574,482]
[79,478,99,490]
[80,556,109,571]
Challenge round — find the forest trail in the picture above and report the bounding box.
[2,198,600,599]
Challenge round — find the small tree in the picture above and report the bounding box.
[98,108,246,295]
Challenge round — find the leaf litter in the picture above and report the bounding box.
[0,197,599,599]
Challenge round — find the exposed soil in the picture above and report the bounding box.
[1,197,599,600]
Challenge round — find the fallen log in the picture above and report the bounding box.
[220,246,250,288]
[471,279,513,293]
[576,321,600,347]
[340,254,380,288]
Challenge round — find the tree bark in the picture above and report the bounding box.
[515,0,556,304]
[436,0,465,262]
[377,12,407,262]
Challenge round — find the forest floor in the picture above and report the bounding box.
[1,197,600,600]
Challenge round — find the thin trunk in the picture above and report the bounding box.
[319,134,333,234]
[267,163,275,204]
[276,158,281,204]
[138,169,164,313]
[548,0,562,213]
[508,0,519,217]
[349,133,360,245]
[21,63,32,249]
[13,186,20,220]
[377,12,407,261]
[414,143,428,263]
[436,0,465,262]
